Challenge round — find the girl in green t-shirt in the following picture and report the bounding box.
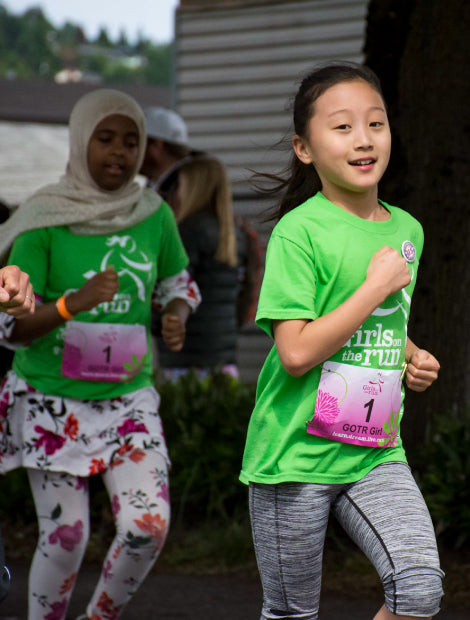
[0,89,200,619]
[241,63,443,619]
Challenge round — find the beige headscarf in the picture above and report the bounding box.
[0,88,162,262]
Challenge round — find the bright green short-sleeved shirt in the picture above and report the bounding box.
[9,203,188,399]
[240,192,424,485]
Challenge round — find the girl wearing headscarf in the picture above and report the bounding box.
[0,89,200,620]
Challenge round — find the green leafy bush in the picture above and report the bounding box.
[157,371,256,530]
[3,370,469,568]
[407,409,470,548]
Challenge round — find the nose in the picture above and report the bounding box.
[111,138,125,155]
[354,124,373,150]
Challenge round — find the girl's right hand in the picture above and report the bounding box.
[66,266,119,314]
[365,246,411,300]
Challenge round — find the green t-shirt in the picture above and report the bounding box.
[240,192,424,485]
[9,203,188,399]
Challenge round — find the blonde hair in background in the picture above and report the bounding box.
[176,156,237,267]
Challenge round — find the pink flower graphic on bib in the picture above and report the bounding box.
[99,327,119,344]
[310,389,340,431]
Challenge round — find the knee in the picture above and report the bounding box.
[385,568,444,617]
[40,516,90,566]
[115,505,170,556]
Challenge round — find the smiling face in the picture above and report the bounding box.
[292,79,391,205]
[87,114,139,191]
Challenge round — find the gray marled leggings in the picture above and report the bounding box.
[249,462,443,619]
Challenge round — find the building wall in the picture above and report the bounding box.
[174,0,370,382]
[175,0,369,200]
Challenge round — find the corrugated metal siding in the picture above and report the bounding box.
[175,0,369,196]
[174,0,369,382]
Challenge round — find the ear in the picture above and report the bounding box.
[292,134,314,165]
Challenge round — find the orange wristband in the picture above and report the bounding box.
[56,295,74,320]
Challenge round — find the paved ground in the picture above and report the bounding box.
[0,560,467,620]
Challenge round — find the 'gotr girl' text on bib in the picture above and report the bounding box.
[307,360,404,448]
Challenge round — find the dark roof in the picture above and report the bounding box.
[0,80,171,125]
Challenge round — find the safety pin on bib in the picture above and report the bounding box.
[400,361,408,381]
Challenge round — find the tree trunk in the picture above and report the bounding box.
[365,0,470,440]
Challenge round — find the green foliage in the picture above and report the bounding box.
[56,21,86,47]
[0,3,172,85]
[0,5,59,79]
[0,467,35,523]
[157,372,256,530]
[143,43,173,86]
[407,408,470,548]
[163,517,256,573]
[79,52,107,76]
[3,370,469,571]
[95,27,111,47]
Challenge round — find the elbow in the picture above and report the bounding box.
[279,350,312,377]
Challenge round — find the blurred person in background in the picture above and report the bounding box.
[139,106,193,207]
[156,155,247,381]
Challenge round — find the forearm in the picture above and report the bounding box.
[8,267,118,344]
[275,280,388,376]
[10,301,67,343]
[163,297,191,324]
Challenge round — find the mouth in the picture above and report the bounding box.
[349,158,376,168]
[106,163,125,176]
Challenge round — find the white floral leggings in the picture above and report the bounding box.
[27,450,170,620]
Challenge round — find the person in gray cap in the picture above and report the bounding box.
[140,106,193,207]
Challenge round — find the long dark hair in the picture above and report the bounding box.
[257,62,385,221]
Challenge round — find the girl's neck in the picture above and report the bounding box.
[321,187,390,222]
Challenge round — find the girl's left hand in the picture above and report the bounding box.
[162,313,186,352]
[405,349,440,392]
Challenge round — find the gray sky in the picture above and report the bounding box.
[4,0,179,43]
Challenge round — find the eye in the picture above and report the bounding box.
[334,124,351,130]
[370,121,385,128]
[125,135,139,148]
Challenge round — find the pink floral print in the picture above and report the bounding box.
[44,598,67,620]
[0,374,168,478]
[49,520,83,552]
[117,419,148,436]
[34,425,66,456]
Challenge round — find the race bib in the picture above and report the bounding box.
[62,321,148,382]
[307,361,404,448]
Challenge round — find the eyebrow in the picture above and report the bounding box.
[94,129,139,137]
[328,106,386,117]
